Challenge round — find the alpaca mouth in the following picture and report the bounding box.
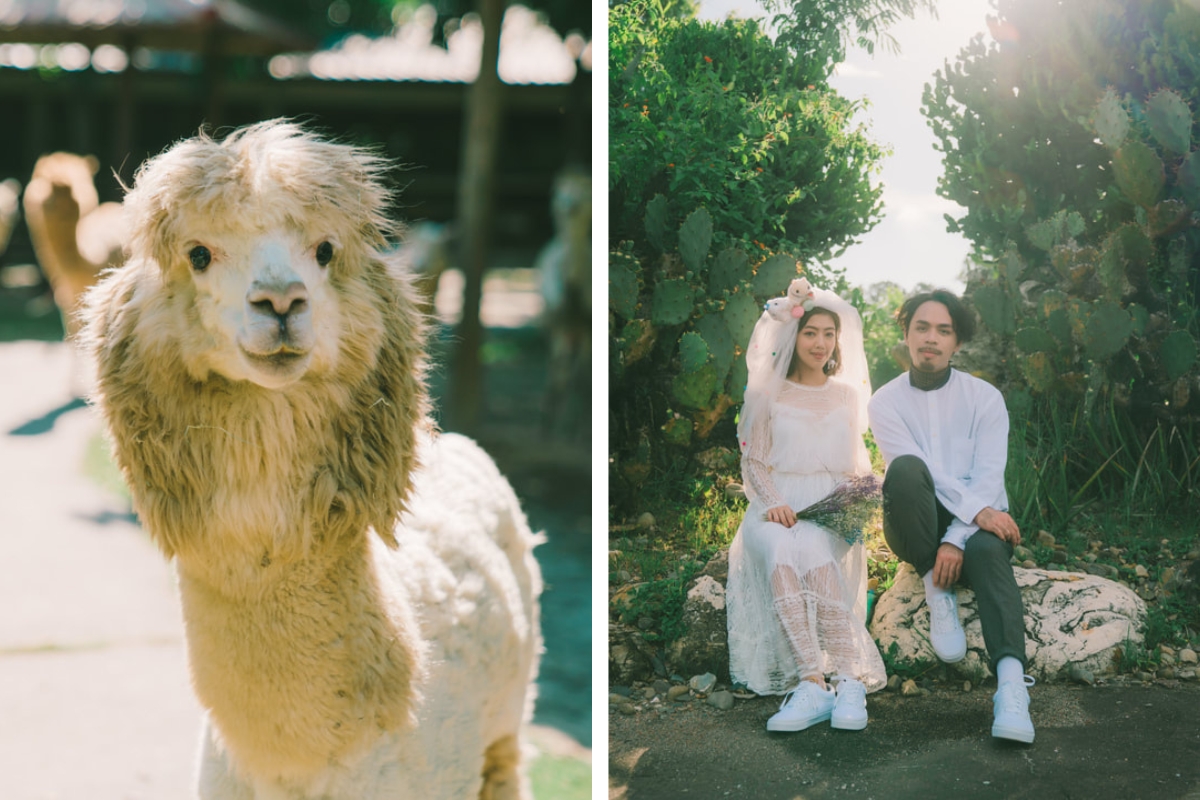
[242,347,309,370]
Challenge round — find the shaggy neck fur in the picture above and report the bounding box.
[86,256,431,783]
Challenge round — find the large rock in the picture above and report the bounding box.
[871,563,1147,682]
[666,550,731,682]
[609,620,659,685]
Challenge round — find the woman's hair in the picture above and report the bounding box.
[896,289,975,344]
[788,306,842,377]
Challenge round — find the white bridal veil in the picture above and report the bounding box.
[736,279,870,501]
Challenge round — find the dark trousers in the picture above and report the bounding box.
[881,455,1027,673]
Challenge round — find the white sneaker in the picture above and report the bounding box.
[992,675,1036,743]
[830,678,868,731]
[766,681,835,732]
[927,593,967,663]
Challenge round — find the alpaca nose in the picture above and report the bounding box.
[247,281,308,320]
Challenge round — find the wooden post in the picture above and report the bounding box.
[447,0,504,433]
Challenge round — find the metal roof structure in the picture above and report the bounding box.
[0,0,313,55]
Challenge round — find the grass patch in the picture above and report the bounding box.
[82,432,130,502]
[531,752,590,800]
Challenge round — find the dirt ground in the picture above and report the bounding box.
[609,680,1200,799]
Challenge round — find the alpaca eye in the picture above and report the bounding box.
[189,245,212,272]
[316,241,333,267]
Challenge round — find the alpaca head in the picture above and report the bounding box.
[121,120,398,390]
[85,120,428,562]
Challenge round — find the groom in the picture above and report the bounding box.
[868,289,1034,743]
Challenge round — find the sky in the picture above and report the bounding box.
[695,0,995,292]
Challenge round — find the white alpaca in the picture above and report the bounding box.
[81,120,542,799]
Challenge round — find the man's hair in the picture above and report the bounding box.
[896,289,975,344]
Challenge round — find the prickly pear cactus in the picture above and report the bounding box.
[1082,301,1133,360]
[710,248,747,295]
[1144,89,1191,155]
[961,84,1199,421]
[753,254,798,297]
[652,279,695,326]
[678,208,713,274]
[1112,141,1164,208]
[645,194,668,252]
[610,249,642,319]
[1161,330,1197,382]
[678,331,710,372]
[610,199,809,473]
[1093,86,1129,150]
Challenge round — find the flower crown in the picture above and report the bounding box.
[763,277,816,322]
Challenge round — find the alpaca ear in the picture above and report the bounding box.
[85,155,100,175]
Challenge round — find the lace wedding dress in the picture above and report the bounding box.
[727,378,887,695]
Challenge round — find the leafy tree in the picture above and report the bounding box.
[610,1,887,264]
[609,0,929,509]
[767,0,937,80]
[923,0,1200,515]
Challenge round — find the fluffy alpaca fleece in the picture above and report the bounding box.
[81,120,542,799]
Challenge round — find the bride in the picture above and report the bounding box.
[726,278,887,732]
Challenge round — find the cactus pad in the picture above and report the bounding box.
[710,248,748,296]
[1015,327,1058,354]
[620,319,658,366]
[1046,308,1072,344]
[1128,303,1149,336]
[1148,199,1189,238]
[679,208,713,274]
[1145,89,1192,155]
[694,313,735,383]
[1022,351,1057,393]
[1112,141,1165,208]
[1093,87,1129,150]
[973,284,1017,335]
[651,279,695,326]
[724,291,761,348]
[752,254,799,298]
[678,331,710,372]
[609,251,642,319]
[661,415,693,446]
[729,354,749,404]
[1040,289,1068,317]
[644,194,668,252]
[1082,301,1132,360]
[1161,330,1197,381]
[1178,151,1200,206]
[671,363,717,410]
[1096,244,1128,301]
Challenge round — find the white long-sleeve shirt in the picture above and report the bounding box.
[868,369,1010,550]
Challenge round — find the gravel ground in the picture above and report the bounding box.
[610,679,1200,799]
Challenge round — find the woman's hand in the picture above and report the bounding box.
[766,505,796,528]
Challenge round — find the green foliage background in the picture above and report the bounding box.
[609,0,915,510]
[923,0,1200,527]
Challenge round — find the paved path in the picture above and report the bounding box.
[610,679,1200,799]
[0,341,200,799]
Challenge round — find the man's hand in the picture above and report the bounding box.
[932,543,963,589]
[974,507,1021,546]
[766,505,796,528]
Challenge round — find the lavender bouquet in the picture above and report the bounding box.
[766,474,883,546]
